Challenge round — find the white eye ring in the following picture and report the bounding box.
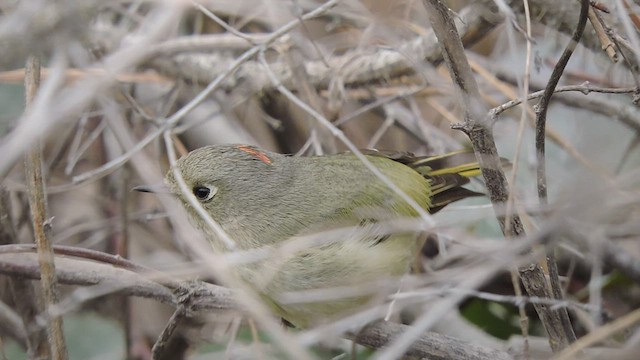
[192,185,217,202]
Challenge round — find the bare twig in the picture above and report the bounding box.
[23,55,68,360]
[588,5,619,62]
[0,3,185,180]
[145,2,502,92]
[0,300,26,345]
[424,0,581,354]
[0,249,519,360]
[533,0,590,350]
[351,321,512,360]
[534,0,589,204]
[151,304,186,360]
[0,251,232,312]
[555,306,640,360]
[491,84,639,120]
[503,0,533,351]
[69,0,341,186]
[0,187,49,357]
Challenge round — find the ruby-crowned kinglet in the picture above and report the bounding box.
[142,144,482,328]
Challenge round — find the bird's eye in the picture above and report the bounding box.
[192,185,217,202]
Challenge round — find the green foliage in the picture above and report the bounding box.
[461,299,522,340]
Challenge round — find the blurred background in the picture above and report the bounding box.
[1,0,640,359]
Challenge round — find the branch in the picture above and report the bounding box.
[140,2,502,92]
[23,54,68,359]
[532,0,590,349]
[423,0,577,353]
[0,249,516,360]
[0,188,50,358]
[113,0,636,95]
[351,321,512,360]
[0,251,233,312]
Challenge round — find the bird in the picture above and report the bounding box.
[142,144,483,328]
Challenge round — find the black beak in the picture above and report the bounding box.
[132,184,171,194]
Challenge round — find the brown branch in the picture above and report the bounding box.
[0,194,31,348]
[351,321,512,360]
[23,55,68,360]
[0,250,517,360]
[151,305,187,360]
[116,0,638,96]
[0,251,232,312]
[423,0,578,354]
[423,2,521,233]
[0,189,30,347]
[533,0,590,349]
[482,0,624,65]
[0,299,26,345]
[588,5,619,62]
[535,0,590,204]
[142,2,502,92]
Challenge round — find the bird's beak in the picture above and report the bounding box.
[132,184,171,194]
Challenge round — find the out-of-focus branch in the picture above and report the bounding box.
[351,321,512,360]
[0,1,98,67]
[0,188,49,359]
[481,0,626,65]
[0,251,232,312]
[107,0,635,95]
[0,249,513,360]
[142,2,503,92]
[151,304,187,360]
[0,299,25,345]
[0,3,185,180]
[66,0,341,187]
[603,241,640,284]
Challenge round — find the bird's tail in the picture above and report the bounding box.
[361,149,503,213]
[405,150,484,213]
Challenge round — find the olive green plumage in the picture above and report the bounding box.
[164,144,481,328]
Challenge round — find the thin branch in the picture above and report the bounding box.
[23,54,68,360]
[535,0,589,204]
[0,4,185,180]
[503,0,533,351]
[424,0,581,354]
[351,321,512,360]
[555,306,640,360]
[0,297,26,345]
[144,2,501,92]
[0,249,518,360]
[151,304,186,360]
[69,0,341,186]
[0,189,49,358]
[588,5,619,62]
[491,84,638,120]
[0,244,157,273]
[0,251,232,312]
[533,0,590,349]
